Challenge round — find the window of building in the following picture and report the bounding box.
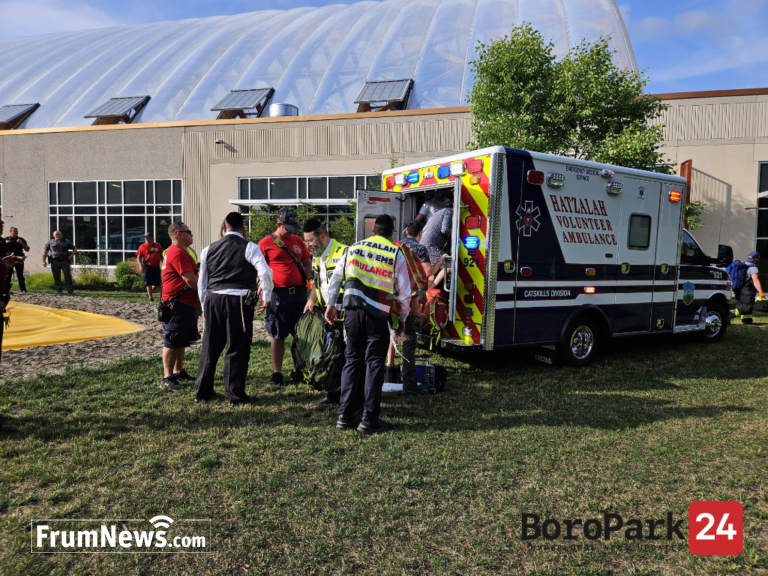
[755,163,768,269]
[237,175,379,222]
[628,214,652,250]
[354,79,413,113]
[48,179,182,266]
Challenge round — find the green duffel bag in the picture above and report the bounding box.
[290,308,345,392]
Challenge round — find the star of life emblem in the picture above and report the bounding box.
[516,201,541,237]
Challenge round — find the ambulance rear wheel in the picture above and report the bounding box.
[558,316,600,367]
[695,301,727,343]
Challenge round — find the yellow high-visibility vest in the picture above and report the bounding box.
[343,235,400,318]
[312,238,347,307]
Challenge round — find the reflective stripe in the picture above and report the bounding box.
[312,238,347,307]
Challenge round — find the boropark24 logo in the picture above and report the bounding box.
[522,502,743,556]
[32,516,211,554]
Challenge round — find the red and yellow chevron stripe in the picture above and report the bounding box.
[386,155,491,346]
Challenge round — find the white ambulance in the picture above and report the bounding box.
[356,146,733,366]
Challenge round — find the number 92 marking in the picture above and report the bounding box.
[463,257,480,268]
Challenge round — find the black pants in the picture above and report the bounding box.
[195,293,254,402]
[737,285,756,315]
[5,262,25,293]
[51,259,73,293]
[339,308,389,421]
[401,315,423,388]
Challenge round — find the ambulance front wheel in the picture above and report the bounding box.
[695,301,727,343]
[558,316,601,367]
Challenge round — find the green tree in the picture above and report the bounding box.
[468,24,672,173]
[245,204,357,247]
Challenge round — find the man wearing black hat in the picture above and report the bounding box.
[137,231,163,303]
[734,251,765,324]
[195,212,273,405]
[258,209,313,386]
[325,214,412,434]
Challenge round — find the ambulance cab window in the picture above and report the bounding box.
[680,230,701,264]
[628,214,652,250]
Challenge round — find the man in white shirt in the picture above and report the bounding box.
[415,191,450,224]
[302,219,347,316]
[195,212,274,405]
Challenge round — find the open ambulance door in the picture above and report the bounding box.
[356,190,404,242]
[447,179,464,323]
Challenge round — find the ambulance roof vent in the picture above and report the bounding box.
[355,79,413,113]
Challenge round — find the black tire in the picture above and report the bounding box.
[557,316,601,367]
[695,301,728,343]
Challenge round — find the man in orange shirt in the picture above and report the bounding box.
[137,232,162,303]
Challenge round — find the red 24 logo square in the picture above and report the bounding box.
[688,501,743,556]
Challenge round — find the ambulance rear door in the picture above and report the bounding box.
[356,190,404,242]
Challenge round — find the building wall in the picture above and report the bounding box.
[656,90,768,259]
[0,127,184,273]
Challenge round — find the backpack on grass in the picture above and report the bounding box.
[725,260,750,291]
[290,308,345,392]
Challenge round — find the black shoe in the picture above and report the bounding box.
[402,384,430,396]
[743,318,754,324]
[1,424,18,433]
[67,291,74,295]
[386,366,401,383]
[336,413,360,430]
[228,395,257,406]
[266,372,284,387]
[173,369,195,383]
[161,377,182,391]
[289,369,303,384]
[357,417,394,435]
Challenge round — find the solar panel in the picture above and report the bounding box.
[211,88,274,112]
[354,80,413,104]
[0,103,40,128]
[84,96,150,119]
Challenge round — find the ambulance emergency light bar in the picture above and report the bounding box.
[464,236,480,250]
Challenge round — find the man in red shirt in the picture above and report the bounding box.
[161,221,199,391]
[137,232,162,303]
[258,209,313,386]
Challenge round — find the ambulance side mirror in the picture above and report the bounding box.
[717,245,734,267]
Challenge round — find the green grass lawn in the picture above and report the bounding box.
[1,319,767,575]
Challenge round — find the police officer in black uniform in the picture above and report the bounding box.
[42,231,77,294]
[4,227,29,293]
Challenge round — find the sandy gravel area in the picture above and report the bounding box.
[1,293,269,380]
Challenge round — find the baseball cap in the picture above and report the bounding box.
[748,251,760,260]
[143,232,153,237]
[278,209,301,231]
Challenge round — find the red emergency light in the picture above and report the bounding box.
[584,287,596,294]
[467,158,483,173]
[527,170,545,185]
[385,176,395,188]
[669,190,682,203]
[465,215,482,229]
[521,267,533,276]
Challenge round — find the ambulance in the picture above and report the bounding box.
[356,146,734,366]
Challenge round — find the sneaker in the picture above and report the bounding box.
[289,369,303,384]
[161,377,183,391]
[357,417,394,435]
[173,369,195,383]
[266,372,284,387]
[335,413,360,430]
[149,296,154,303]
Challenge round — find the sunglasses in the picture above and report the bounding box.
[179,230,193,235]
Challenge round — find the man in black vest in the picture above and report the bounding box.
[194,212,274,405]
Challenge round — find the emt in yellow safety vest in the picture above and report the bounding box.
[325,214,411,434]
[303,218,348,406]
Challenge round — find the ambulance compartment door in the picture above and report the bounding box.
[614,178,662,334]
[653,181,684,330]
[356,190,404,242]
[447,178,463,322]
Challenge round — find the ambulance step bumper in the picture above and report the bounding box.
[440,338,481,352]
[673,323,706,334]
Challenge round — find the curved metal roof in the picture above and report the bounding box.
[0,0,636,129]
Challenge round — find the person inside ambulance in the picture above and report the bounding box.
[415,191,450,224]
[734,251,765,324]
[302,218,348,406]
[419,199,452,287]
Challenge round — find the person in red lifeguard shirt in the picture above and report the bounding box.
[137,232,163,303]
[258,209,312,387]
[160,221,199,391]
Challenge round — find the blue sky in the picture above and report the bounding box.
[1,0,766,94]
